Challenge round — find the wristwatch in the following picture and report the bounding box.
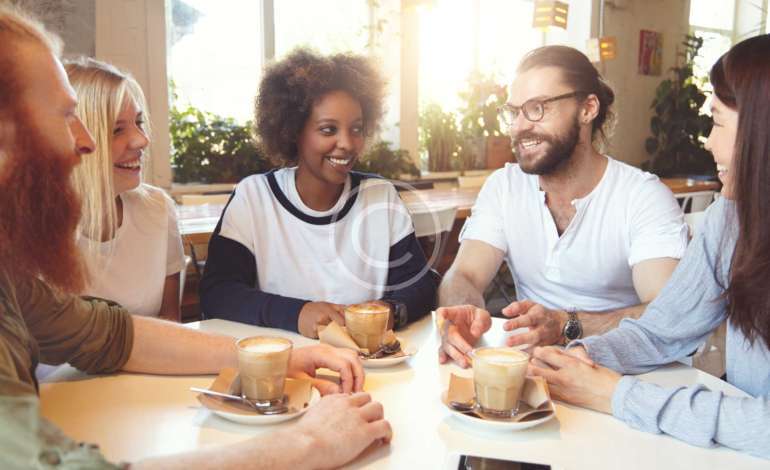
[562,308,583,343]
[383,300,408,330]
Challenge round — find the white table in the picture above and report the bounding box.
[39,317,767,469]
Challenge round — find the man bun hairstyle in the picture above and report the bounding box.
[517,45,616,146]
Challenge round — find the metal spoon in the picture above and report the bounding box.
[448,398,553,421]
[448,398,484,418]
[360,340,402,359]
[190,387,288,415]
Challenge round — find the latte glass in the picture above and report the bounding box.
[471,347,529,417]
[236,336,292,408]
[344,302,390,353]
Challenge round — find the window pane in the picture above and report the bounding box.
[692,30,732,79]
[689,0,735,31]
[478,0,541,87]
[274,0,370,56]
[419,0,542,113]
[168,0,263,123]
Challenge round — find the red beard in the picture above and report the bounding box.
[0,111,85,293]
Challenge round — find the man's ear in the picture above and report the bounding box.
[581,94,601,125]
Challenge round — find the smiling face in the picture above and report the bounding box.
[705,95,738,198]
[111,96,149,194]
[507,66,588,175]
[296,90,365,186]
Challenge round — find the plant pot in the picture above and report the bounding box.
[485,136,515,169]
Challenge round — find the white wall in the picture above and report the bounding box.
[596,0,691,167]
[95,0,171,188]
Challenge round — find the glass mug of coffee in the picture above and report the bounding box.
[470,347,529,417]
[344,302,390,353]
[236,336,293,409]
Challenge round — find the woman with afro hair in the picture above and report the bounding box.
[200,48,437,338]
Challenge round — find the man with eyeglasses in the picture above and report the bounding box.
[436,45,688,367]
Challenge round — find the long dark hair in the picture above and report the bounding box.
[712,34,770,347]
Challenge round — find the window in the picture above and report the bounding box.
[274,0,370,57]
[169,0,264,124]
[166,0,581,182]
[418,0,544,113]
[766,2,770,33]
[689,0,736,79]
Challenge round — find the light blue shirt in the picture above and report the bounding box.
[573,197,770,459]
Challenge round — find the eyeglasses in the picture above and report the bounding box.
[498,91,587,125]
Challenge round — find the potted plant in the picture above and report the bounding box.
[169,92,274,184]
[419,103,470,173]
[353,140,420,180]
[457,71,514,170]
[643,35,715,178]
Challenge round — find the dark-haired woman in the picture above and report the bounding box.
[199,48,436,338]
[529,34,770,459]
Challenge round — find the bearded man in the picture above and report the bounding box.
[437,46,689,366]
[0,7,390,468]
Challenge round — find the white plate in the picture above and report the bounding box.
[211,387,321,425]
[362,341,416,368]
[441,391,556,432]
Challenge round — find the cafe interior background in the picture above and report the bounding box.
[19,0,770,321]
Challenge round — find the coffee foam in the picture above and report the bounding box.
[476,349,528,365]
[243,342,289,353]
[239,337,291,354]
[346,302,390,314]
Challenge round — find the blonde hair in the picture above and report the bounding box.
[65,58,154,270]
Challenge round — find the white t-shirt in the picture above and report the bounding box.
[218,167,415,304]
[79,184,186,316]
[460,157,688,312]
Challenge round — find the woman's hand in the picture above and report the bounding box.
[528,346,621,414]
[289,344,365,395]
[298,302,346,338]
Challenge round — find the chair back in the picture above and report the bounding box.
[179,255,192,304]
[676,190,715,213]
[410,205,457,238]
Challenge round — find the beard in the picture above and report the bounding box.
[515,114,581,175]
[0,111,85,293]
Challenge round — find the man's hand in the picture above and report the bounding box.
[289,344,365,395]
[293,392,392,469]
[436,305,492,368]
[298,302,346,338]
[501,300,568,347]
[528,346,620,414]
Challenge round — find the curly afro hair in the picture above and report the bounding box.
[253,48,387,165]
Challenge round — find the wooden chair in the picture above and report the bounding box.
[676,190,715,213]
[409,205,457,270]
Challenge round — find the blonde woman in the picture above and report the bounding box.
[66,58,185,321]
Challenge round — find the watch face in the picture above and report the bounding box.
[564,321,582,340]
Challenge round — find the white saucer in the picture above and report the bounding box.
[441,391,556,431]
[211,387,321,425]
[362,340,416,368]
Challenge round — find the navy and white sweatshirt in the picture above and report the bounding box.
[199,168,437,332]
